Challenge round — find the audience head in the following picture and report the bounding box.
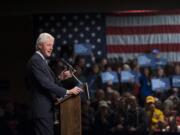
[175,64,180,75]
[123,64,131,71]
[92,64,100,74]
[145,96,156,110]
[157,67,165,77]
[98,100,109,108]
[96,89,105,101]
[146,96,155,104]
[142,67,150,77]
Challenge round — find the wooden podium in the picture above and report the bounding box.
[55,94,82,135]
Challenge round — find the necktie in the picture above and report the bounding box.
[44,59,56,80]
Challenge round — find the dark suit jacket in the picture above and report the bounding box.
[26,53,66,118]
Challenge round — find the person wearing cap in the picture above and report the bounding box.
[99,100,109,108]
[145,96,166,132]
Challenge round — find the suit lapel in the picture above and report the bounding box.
[42,59,56,81]
[35,53,56,81]
[47,64,56,79]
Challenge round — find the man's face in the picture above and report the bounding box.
[39,38,54,58]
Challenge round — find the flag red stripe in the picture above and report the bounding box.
[106,25,180,35]
[107,44,180,53]
[107,10,180,17]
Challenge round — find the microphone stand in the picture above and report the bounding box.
[54,60,90,125]
[61,58,90,100]
[70,69,90,100]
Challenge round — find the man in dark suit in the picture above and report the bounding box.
[26,33,81,135]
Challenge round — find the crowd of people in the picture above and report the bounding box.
[50,51,180,134]
[77,58,180,134]
[1,52,180,135]
[0,100,28,135]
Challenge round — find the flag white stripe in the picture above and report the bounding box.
[107,52,180,62]
[106,15,180,27]
[107,34,180,45]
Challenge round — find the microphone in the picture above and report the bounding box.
[60,59,90,101]
[60,58,76,72]
[84,82,90,100]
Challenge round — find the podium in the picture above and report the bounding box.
[55,94,82,135]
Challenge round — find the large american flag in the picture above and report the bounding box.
[33,10,180,63]
[33,13,107,63]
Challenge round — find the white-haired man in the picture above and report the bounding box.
[26,33,81,135]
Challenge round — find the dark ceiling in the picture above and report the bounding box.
[0,0,180,15]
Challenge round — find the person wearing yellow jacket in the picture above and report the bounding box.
[145,96,166,132]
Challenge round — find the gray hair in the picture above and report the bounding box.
[35,33,55,50]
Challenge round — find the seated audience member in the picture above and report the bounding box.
[2,101,20,135]
[94,100,114,135]
[176,110,180,132]
[145,96,166,132]
[123,95,147,132]
[164,108,177,132]
[82,100,95,135]
[91,89,105,111]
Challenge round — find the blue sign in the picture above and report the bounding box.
[74,43,92,55]
[137,54,152,67]
[138,54,167,68]
[131,71,141,83]
[101,71,119,83]
[151,56,167,68]
[120,71,135,83]
[172,75,180,88]
[151,78,170,91]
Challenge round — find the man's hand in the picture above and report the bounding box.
[58,70,72,80]
[66,86,82,95]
